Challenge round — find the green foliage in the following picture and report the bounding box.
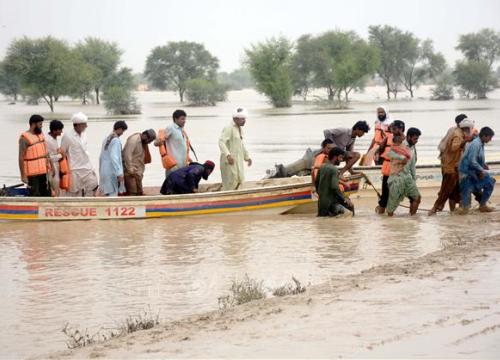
[67,55,99,104]
[456,28,500,67]
[0,60,21,101]
[245,37,294,108]
[431,70,454,100]
[5,36,79,111]
[454,60,498,99]
[74,37,122,104]
[217,68,254,90]
[291,34,317,100]
[145,41,219,102]
[185,78,228,106]
[102,67,141,115]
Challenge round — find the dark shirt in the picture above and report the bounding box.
[315,163,346,216]
[161,163,206,195]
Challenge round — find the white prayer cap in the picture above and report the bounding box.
[459,118,474,129]
[71,112,88,124]
[232,107,248,119]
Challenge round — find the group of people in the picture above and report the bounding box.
[18,107,252,198]
[312,106,496,217]
[17,105,496,217]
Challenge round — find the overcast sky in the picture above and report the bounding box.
[0,0,499,72]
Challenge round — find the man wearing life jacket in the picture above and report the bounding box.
[375,120,405,214]
[46,120,65,196]
[18,114,51,196]
[122,129,156,196]
[363,106,391,165]
[311,139,334,186]
[60,112,98,197]
[154,109,192,179]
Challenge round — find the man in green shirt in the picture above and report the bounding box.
[315,147,354,217]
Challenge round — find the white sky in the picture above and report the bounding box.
[0,0,499,72]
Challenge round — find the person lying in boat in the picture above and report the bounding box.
[457,127,496,214]
[386,129,422,217]
[323,120,370,175]
[315,147,354,217]
[160,161,215,195]
[266,120,369,179]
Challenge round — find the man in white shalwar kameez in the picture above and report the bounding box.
[99,121,128,196]
[218,108,252,190]
[60,112,98,197]
[46,120,65,196]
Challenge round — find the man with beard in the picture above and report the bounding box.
[315,147,354,217]
[18,114,51,196]
[122,129,157,196]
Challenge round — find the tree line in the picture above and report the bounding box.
[0,26,499,112]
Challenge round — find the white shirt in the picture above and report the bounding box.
[45,133,62,165]
[61,128,93,171]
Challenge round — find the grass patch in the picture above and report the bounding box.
[218,274,266,310]
[272,276,307,297]
[62,308,160,349]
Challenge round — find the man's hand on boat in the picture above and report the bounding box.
[227,155,235,165]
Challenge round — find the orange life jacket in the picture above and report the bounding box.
[59,153,71,190]
[381,131,394,176]
[157,128,191,170]
[312,153,327,181]
[373,121,390,145]
[21,132,48,177]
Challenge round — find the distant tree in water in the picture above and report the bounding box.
[74,37,122,105]
[102,68,141,115]
[0,60,21,102]
[245,37,294,108]
[145,41,219,102]
[217,68,254,90]
[4,36,79,112]
[185,78,228,106]
[454,28,500,99]
[431,70,454,101]
[290,34,316,101]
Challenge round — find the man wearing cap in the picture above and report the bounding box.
[429,118,475,215]
[60,112,98,197]
[122,129,156,196]
[160,161,215,195]
[218,108,252,191]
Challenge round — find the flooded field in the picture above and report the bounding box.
[1,87,500,358]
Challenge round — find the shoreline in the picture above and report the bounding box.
[43,212,500,359]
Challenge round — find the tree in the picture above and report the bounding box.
[144,41,219,102]
[431,70,454,100]
[5,36,78,112]
[454,60,497,99]
[75,37,122,105]
[0,60,21,101]
[291,34,316,100]
[218,68,254,90]
[369,25,412,99]
[245,37,294,108]
[456,28,500,67]
[102,67,141,114]
[68,54,99,104]
[185,78,228,106]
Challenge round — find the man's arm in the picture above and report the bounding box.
[468,142,486,174]
[109,139,124,177]
[218,126,232,158]
[122,139,136,173]
[18,137,27,182]
[185,166,203,192]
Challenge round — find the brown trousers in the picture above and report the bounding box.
[124,172,143,196]
[432,172,460,211]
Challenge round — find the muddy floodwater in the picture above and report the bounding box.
[1,87,500,358]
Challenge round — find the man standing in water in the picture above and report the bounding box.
[155,110,191,179]
[315,147,353,217]
[375,120,405,214]
[323,120,370,175]
[61,112,98,197]
[18,114,51,196]
[122,129,156,196]
[364,106,390,165]
[458,127,496,214]
[46,120,65,196]
[99,121,128,197]
[429,118,474,215]
[219,108,252,190]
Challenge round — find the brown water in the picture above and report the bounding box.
[1,87,500,358]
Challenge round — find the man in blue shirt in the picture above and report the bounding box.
[458,127,496,213]
[160,161,215,195]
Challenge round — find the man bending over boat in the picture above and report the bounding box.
[323,120,370,175]
[160,161,215,195]
[458,127,496,214]
[315,147,354,217]
[386,128,422,216]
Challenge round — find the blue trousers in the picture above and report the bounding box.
[460,174,496,208]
